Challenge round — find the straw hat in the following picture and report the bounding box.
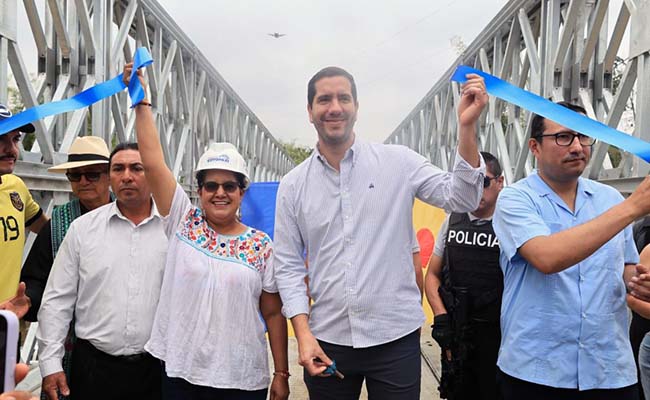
[48,136,110,172]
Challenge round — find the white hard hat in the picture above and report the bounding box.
[196,142,250,188]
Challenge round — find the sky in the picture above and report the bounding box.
[11,0,512,147]
[154,0,511,146]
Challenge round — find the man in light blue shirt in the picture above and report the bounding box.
[493,101,650,400]
[274,66,487,399]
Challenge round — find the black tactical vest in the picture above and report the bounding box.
[442,212,503,320]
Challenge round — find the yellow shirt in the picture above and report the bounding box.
[0,174,42,302]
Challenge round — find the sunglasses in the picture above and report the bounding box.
[202,181,240,193]
[66,171,106,182]
[484,176,499,188]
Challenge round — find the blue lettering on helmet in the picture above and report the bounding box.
[207,155,230,163]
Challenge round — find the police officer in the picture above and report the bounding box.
[424,151,504,400]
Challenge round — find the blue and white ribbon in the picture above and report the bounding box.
[451,65,650,162]
[0,47,153,136]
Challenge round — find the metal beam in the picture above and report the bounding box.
[387,0,648,191]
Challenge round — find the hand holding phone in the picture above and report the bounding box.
[0,310,19,393]
[0,364,35,400]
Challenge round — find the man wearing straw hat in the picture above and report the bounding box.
[22,136,113,320]
[20,136,113,400]
[0,103,48,318]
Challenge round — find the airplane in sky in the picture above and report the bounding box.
[268,32,286,38]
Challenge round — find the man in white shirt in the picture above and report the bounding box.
[274,66,487,399]
[37,143,167,400]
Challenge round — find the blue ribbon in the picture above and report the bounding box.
[0,47,153,136]
[324,360,338,375]
[451,65,650,162]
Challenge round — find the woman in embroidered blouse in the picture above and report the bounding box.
[125,66,289,400]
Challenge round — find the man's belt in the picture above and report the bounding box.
[76,338,151,364]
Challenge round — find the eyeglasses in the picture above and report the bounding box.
[66,171,106,182]
[534,131,596,147]
[484,176,499,188]
[202,181,240,193]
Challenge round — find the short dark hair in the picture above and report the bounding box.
[531,101,586,141]
[195,170,247,191]
[307,66,357,107]
[109,142,139,166]
[480,151,502,177]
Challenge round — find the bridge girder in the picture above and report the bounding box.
[386,0,650,193]
[0,0,294,208]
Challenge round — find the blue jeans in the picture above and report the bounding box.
[640,332,650,398]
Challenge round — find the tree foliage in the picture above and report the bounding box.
[281,140,312,165]
[450,35,467,57]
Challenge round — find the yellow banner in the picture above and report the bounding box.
[412,199,447,324]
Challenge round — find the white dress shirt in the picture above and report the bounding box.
[37,200,167,377]
[274,139,485,348]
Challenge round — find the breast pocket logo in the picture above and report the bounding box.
[10,191,24,211]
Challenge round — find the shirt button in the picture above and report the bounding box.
[582,312,587,319]
[579,342,584,348]
[580,275,585,282]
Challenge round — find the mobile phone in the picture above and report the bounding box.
[0,310,19,392]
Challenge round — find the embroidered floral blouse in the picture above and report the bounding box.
[145,184,277,390]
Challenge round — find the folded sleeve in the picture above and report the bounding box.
[407,148,485,213]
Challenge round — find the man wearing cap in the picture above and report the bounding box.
[20,136,113,400]
[0,103,47,318]
[37,142,167,400]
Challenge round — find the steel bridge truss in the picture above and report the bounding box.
[385,0,650,194]
[1,0,294,369]
[0,0,293,206]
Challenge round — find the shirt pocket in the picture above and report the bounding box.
[586,235,626,313]
[79,249,112,288]
[594,234,624,271]
[529,311,577,359]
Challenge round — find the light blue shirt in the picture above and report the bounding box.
[493,171,638,390]
[274,139,485,348]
